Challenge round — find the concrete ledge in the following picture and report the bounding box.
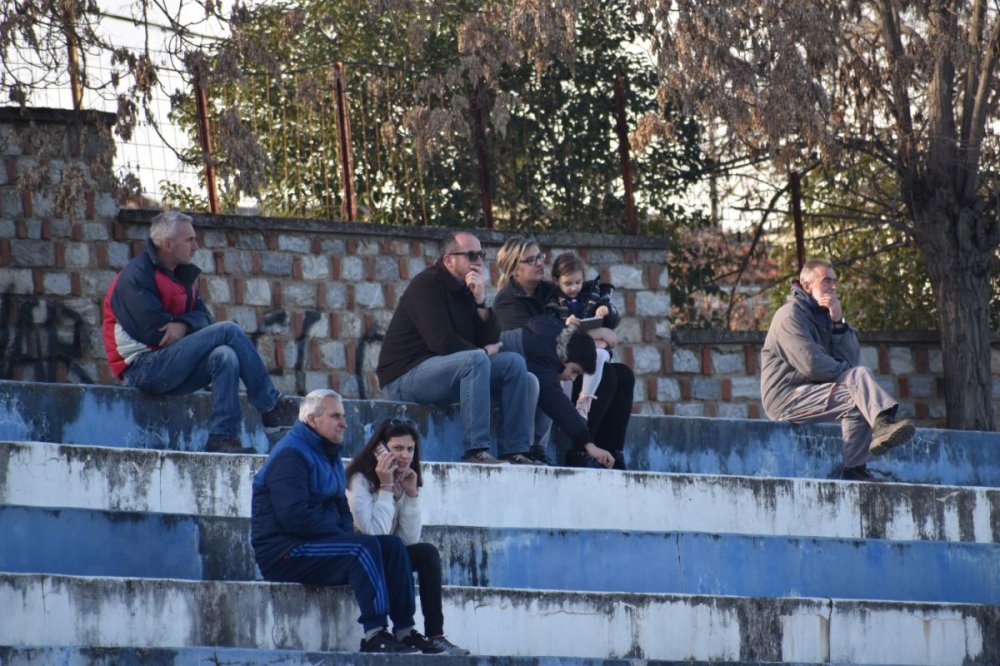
[3,442,998,544]
[2,574,997,664]
[0,645,853,666]
[3,380,998,486]
[4,505,999,605]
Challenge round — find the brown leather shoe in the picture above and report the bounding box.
[205,435,257,454]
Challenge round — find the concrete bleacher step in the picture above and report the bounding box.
[4,441,998,544]
[4,504,1000,605]
[0,647,906,666]
[4,378,1000,664]
[3,572,998,664]
[4,379,1000,485]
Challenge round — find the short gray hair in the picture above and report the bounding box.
[299,389,343,421]
[800,258,833,284]
[149,211,194,247]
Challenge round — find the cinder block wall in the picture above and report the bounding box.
[2,107,998,425]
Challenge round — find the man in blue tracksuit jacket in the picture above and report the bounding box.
[251,389,442,654]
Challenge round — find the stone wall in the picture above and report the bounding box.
[3,107,998,427]
[0,107,672,410]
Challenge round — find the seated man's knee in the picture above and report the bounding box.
[455,349,490,373]
[492,350,527,376]
[208,345,239,371]
[841,365,875,386]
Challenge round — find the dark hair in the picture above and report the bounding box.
[563,329,597,374]
[551,252,586,281]
[441,230,477,257]
[345,419,423,491]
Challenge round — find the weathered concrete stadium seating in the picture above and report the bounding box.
[1,379,999,664]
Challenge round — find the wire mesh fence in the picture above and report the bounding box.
[4,45,205,210]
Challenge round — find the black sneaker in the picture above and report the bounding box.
[461,449,506,464]
[869,412,915,456]
[527,445,553,465]
[400,630,445,654]
[261,395,299,429]
[501,452,542,465]
[427,635,470,656]
[205,435,257,454]
[359,629,420,654]
[842,464,881,482]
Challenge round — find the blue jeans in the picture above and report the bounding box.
[382,349,534,456]
[123,321,280,437]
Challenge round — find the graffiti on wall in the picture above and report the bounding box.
[0,291,94,383]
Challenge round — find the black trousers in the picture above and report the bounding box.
[574,362,634,470]
[407,542,444,636]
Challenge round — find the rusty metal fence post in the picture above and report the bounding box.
[193,80,220,214]
[332,62,357,222]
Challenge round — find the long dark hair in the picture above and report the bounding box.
[345,419,424,491]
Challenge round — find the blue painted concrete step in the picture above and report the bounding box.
[4,505,999,605]
[4,379,1000,485]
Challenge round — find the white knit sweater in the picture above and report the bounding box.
[346,472,422,545]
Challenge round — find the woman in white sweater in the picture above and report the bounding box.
[345,419,468,656]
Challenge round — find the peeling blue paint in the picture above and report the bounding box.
[3,380,998,485]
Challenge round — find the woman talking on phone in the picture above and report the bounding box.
[345,419,469,655]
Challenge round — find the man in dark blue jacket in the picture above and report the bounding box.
[252,389,442,654]
[102,210,297,453]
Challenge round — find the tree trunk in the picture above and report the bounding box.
[913,198,996,431]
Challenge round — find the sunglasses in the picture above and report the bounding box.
[448,250,487,262]
[381,417,417,429]
[519,253,546,265]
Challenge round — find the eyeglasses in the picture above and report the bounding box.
[520,253,546,265]
[448,250,486,262]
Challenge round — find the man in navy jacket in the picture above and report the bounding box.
[252,389,440,654]
[102,210,296,452]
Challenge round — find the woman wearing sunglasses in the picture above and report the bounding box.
[345,419,469,656]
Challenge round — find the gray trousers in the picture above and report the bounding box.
[769,366,897,468]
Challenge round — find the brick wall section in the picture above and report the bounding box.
[3,108,999,426]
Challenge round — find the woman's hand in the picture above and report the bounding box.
[375,446,396,487]
[584,443,615,469]
[398,467,419,497]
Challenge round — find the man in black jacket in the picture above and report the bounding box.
[376,231,535,464]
